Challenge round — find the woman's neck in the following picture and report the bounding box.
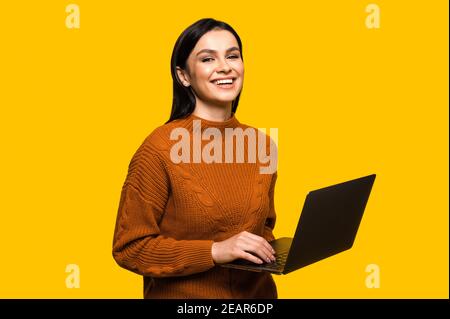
[192,100,232,122]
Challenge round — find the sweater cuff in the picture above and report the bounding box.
[183,239,216,272]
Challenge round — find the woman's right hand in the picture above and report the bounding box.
[211,231,276,264]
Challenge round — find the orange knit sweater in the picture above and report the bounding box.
[112,112,278,298]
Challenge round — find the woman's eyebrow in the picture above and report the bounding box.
[196,46,240,56]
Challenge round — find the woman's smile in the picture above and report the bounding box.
[210,77,237,90]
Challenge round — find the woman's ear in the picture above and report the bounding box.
[176,66,190,87]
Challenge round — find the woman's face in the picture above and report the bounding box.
[177,29,244,108]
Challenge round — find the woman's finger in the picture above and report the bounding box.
[242,231,275,254]
[239,250,263,264]
[237,240,274,263]
[240,234,275,262]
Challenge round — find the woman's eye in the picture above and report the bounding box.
[201,55,240,63]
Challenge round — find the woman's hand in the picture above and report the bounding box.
[211,231,276,264]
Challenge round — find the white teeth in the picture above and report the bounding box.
[215,79,233,85]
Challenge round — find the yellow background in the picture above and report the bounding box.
[0,0,448,298]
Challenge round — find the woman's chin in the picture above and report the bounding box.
[210,92,239,103]
[210,98,236,107]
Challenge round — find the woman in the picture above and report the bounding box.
[112,18,279,299]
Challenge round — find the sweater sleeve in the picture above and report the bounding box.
[262,171,277,242]
[112,137,216,278]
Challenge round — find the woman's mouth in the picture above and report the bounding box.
[211,78,236,89]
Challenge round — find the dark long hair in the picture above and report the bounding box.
[166,18,244,123]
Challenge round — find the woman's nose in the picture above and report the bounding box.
[217,58,232,72]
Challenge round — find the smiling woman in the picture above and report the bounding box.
[171,25,245,122]
[112,18,279,299]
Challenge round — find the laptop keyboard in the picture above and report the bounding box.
[230,251,288,269]
[263,252,288,269]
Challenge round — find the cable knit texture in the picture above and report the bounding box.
[112,112,278,299]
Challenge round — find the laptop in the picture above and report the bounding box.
[220,174,376,274]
